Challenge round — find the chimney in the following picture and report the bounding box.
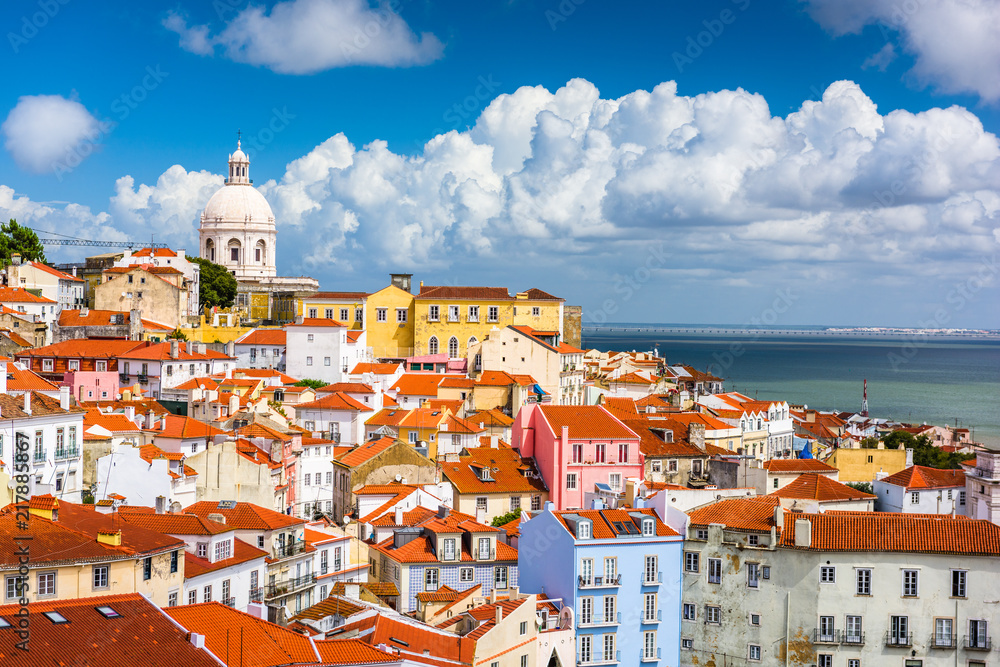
[80,307,89,317]
[490,434,499,449]
[124,405,136,422]
[59,385,70,410]
[97,530,123,546]
[437,505,450,519]
[10,252,21,266]
[189,633,206,649]
[793,518,812,548]
[591,498,605,510]
[495,605,503,625]
[170,339,179,359]
[689,423,706,451]
[394,507,404,525]
[23,392,31,415]
[345,583,361,600]
[160,415,168,430]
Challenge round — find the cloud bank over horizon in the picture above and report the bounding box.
[3,78,999,326]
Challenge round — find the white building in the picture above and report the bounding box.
[0,287,59,344]
[114,248,201,316]
[305,520,370,600]
[6,257,85,310]
[680,497,1000,667]
[233,328,286,370]
[0,378,86,502]
[117,340,234,399]
[95,443,198,511]
[469,325,584,405]
[874,465,967,514]
[966,445,1000,525]
[297,436,342,520]
[284,319,349,384]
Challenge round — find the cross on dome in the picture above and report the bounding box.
[228,134,250,184]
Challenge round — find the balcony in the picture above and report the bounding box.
[641,609,663,624]
[476,549,496,562]
[249,587,264,602]
[884,632,913,648]
[578,612,621,627]
[963,635,992,651]
[33,449,46,464]
[119,373,130,384]
[639,648,660,663]
[265,573,316,600]
[929,634,956,649]
[841,632,865,646]
[54,447,79,461]
[578,574,622,589]
[137,374,149,385]
[813,629,839,644]
[641,572,663,586]
[271,541,308,560]
[577,651,620,665]
[221,597,236,608]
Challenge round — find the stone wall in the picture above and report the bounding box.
[562,305,582,348]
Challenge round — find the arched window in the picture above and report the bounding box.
[205,239,215,262]
[467,336,478,348]
[255,239,266,263]
[428,337,439,355]
[448,337,459,358]
[227,239,241,263]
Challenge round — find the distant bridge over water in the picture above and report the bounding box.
[582,326,1000,339]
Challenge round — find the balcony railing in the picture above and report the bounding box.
[33,449,45,463]
[119,373,130,384]
[271,541,308,560]
[639,648,660,662]
[577,651,620,665]
[578,574,622,589]
[249,587,264,602]
[813,629,839,644]
[578,612,621,627]
[929,633,955,648]
[641,609,662,624]
[221,597,236,608]
[54,447,79,461]
[963,635,992,651]
[841,632,865,646]
[884,632,913,648]
[642,572,663,586]
[137,374,149,384]
[477,549,496,561]
[265,573,316,600]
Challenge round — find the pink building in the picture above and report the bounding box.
[61,370,120,402]
[513,404,642,510]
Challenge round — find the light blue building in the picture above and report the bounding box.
[519,500,684,667]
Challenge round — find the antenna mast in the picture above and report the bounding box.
[861,379,869,417]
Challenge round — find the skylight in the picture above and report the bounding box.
[43,611,69,624]
[95,606,120,618]
[0,617,11,628]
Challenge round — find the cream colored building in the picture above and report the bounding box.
[95,264,188,329]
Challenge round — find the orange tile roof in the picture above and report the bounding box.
[416,584,462,602]
[0,391,85,418]
[17,338,147,359]
[602,397,639,420]
[665,411,734,431]
[438,376,476,389]
[358,489,420,524]
[330,611,476,665]
[236,328,286,345]
[768,473,876,501]
[6,363,59,391]
[185,501,306,531]
[297,391,373,412]
[442,446,548,495]
[290,594,368,621]
[330,581,400,598]
[336,436,400,468]
[165,602,321,667]
[118,511,230,536]
[356,482,421,496]
[780,512,999,555]
[879,465,966,489]
[233,368,300,383]
[763,459,838,473]
[25,260,83,281]
[475,370,517,386]
[424,398,464,414]
[0,328,32,347]
[130,247,178,258]
[687,497,781,533]
[184,538,268,578]
[498,517,520,538]
[85,410,142,433]
[552,507,678,539]
[0,286,56,303]
[0,593,220,666]
[467,408,514,428]
[462,598,529,640]
[369,505,438,528]
[350,362,403,375]
[120,341,231,361]
[391,373,447,396]
[366,408,411,427]
[147,414,224,439]
[235,422,293,442]
[612,371,656,385]
[521,288,562,300]
[318,381,376,394]
[621,417,706,458]
[539,405,638,440]
[417,285,512,300]
[286,317,346,327]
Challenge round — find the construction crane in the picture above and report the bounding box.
[38,238,169,249]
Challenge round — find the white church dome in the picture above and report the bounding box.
[201,183,275,224]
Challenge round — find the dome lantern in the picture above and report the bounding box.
[227,133,250,185]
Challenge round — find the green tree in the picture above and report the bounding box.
[846,481,873,495]
[166,329,188,340]
[294,378,327,390]
[0,219,47,266]
[491,510,521,527]
[880,430,975,469]
[187,255,237,309]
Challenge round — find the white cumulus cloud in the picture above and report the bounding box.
[802,0,1000,103]
[2,95,102,174]
[164,0,443,74]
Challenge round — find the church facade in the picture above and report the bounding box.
[199,139,317,322]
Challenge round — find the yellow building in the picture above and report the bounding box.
[364,280,416,358]
[826,446,910,483]
[413,285,565,360]
[298,291,368,330]
[0,497,185,607]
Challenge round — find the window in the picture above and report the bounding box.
[708,558,721,584]
[750,613,761,626]
[577,522,591,539]
[902,569,919,597]
[324,357,331,366]
[848,661,860,667]
[889,615,908,645]
[340,308,349,321]
[355,308,363,322]
[642,519,654,537]
[969,619,989,649]
[448,305,459,322]
[304,473,311,486]
[817,655,832,667]
[487,305,499,322]
[845,615,863,643]
[425,568,439,591]
[952,570,967,597]
[643,593,655,622]
[428,305,440,321]
[910,491,920,504]
[608,473,621,491]
[93,565,109,589]
[532,306,540,316]
[668,459,678,473]
[618,443,629,462]
[959,490,966,505]
[188,589,197,604]
[695,528,708,540]
[818,615,835,642]
[396,308,407,323]
[222,579,230,603]
[306,356,313,366]
[747,563,760,588]
[572,443,583,463]
[681,638,693,650]
[5,576,25,600]
[308,308,318,318]
[168,591,178,607]
[705,605,721,624]
[475,496,488,513]
[934,618,953,646]
[36,571,55,597]
[468,305,479,322]
[684,552,699,573]
[773,478,779,489]
[460,567,474,582]
[510,496,521,511]
[651,460,661,472]
[531,495,541,511]
[448,337,458,358]
[855,568,871,595]
[605,595,617,623]
[683,603,696,620]
[594,443,606,462]
[644,555,658,584]
[579,597,593,625]
[215,540,232,561]
[443,538,456,561]
[566,473,577,490]
[143,557,152,581]
[748,644,761,661]
[376,308,387,322]
[820,566,835,583]
[579,635,592,663]
[170,550,179,573]
[748,534,759,546]
[231,247,239,261]
[197,542,207,558]
[643,631,657,660]
[203,585,212,602]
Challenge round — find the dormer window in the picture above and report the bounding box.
[577,521,591,539]
[642,519,654,537]
[442,538,456,561]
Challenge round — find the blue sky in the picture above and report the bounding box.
[2,0,999,327]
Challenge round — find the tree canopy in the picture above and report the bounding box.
[490,510,521,527]
[879,429,975,469]
[186,255,237,309]
[0,219,47,266]
[294,378,327,390]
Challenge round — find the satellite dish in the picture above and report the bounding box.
[394,474,402,482]
[342,515,351,524]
